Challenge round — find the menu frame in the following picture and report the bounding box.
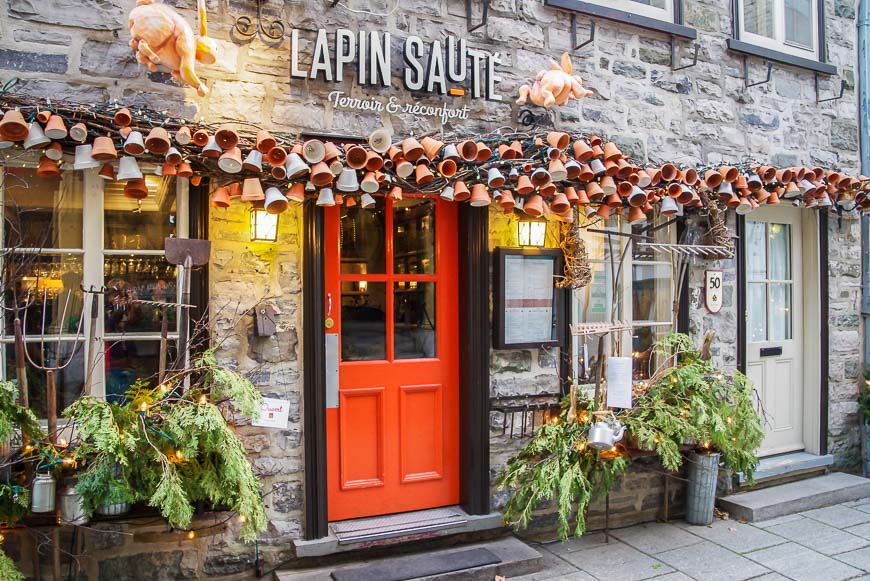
[493,247,564,349]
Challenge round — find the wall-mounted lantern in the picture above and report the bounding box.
[517,219,546,247]
[250,207,278,242]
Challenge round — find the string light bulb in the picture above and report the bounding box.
[159,383,168,393]
[198,394,207,405]
[175,450,184,462]
[0,533,6,544]
[187,530,195,540]
[726,416,733,424]
[23,444,33,453]
[577,441,586,451]
[139,402,148,412]
[238,515,247,523]
[62,457,73,466]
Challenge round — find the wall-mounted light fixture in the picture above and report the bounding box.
[250,207,278,242]
[517,219,546,247]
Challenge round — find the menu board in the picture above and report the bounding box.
[494,248,562,348]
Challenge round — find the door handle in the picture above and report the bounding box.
[325,333,339,408]
[326,292,332,317]
[759,346,782,357]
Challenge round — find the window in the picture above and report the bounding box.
[746,220,793,342]
[544,0,695,40]
[1,158,189,415]
[585,0,674,22]
[570,214,677,384]
[738,0,818,59]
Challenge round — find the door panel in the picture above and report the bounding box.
[339,387,385,489]
[746,206,804,456]
[325,198,459,521]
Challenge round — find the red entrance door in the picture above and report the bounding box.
[325,197,459,522]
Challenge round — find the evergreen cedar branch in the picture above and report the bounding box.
[497,333,764,540]
[64,348,267,542]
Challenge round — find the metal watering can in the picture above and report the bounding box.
[587,414,626,450]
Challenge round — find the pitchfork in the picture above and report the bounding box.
[22,288,85,444]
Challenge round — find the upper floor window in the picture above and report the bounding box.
[587,0,674,22]
[739,0,818,59]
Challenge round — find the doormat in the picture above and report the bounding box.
[330,547,501,581]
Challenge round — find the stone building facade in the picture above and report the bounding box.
[0,0,864,576]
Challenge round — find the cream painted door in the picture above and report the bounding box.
[746,206,804,456]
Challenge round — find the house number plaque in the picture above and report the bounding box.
[705,270,723,314]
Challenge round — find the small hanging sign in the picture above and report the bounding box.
[605,356,633,409]
[705,270,723,314]
[252,397,291,430]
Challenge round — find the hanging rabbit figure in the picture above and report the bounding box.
[516,52,594,108]
[128,0,216,96]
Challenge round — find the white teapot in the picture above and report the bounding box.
[587,415,626,450]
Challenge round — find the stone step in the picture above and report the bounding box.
[737,452,833,485]
[718,472,870,522]
[275,536,542,581]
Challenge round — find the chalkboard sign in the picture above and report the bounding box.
[493,247,563,349]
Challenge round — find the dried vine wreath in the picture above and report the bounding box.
[556,221,593,289]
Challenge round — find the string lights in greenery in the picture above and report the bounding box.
[497,332,763,540]
[65,348,267,542]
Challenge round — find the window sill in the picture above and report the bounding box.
[726,39,836,75]
[545,0,697,40]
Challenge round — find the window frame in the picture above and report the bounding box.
[0,161,190,413]
[736,0,819,60]
[569,215,678,385]
[545,0,697,40]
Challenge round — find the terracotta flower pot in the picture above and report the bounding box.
[438,159,457,177]
[523,194,544,217]
[267,146,288,166]
[499,189,516,210]
[124,178,149,200]
[36,156,60,178]
[0,109,28,141]
[345,145,368,169]
[547,131,570,150]
[91,136,118,161]
[311,162,334,187]
[192,129,209,147]
[175,126,192,145]
[602,142,622,162]
[659,163,679,182]
[177,162,194,178]
[211,187,231,208]
[402,137,424,162]
[256,130,277,154]
[476,142,492,162]
[453,181,471,201]
[144,127,171,155]
[457,140,478,162]
[215,125,240,150]
[719,165,738,183]
[550,192,570,213]
[578,164,595,182]
[415,163,434,185]
[44,115,68,140]
[114,108,132,127]
[517,175,534,195]
[470,183,491,207]
[572,140,594,162]
[421,136,444,160]
[365,151,384,172]
[241,178,265,202]
[600,176,617,195]
[389,186,403,201]
[704,169,723,189]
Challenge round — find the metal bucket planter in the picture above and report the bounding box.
[686,451,721,526]
[96,502,131,517]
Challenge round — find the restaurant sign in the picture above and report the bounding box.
[290,29,503,102]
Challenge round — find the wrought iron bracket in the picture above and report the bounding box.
[571,15,595,51]
[466,0,490,32]
[233,0,285,42]
[816,73,846,103]
[670,40,699,71]
[744,57,773,88]
[517,107,556,128]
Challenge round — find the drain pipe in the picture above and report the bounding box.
[860,0,870,364]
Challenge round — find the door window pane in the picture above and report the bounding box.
[768,223,791,280]
[632,263,672,323]
[632,325,669,379]
[769,283,792,340]
[748,282,768,342]
[341,200,386,276]
[104,176,176,250]
[105,256,177,334]
[394,282,436,359]
[105,339,175,401]
[5,341,83,417]
[394,199,435,275]
[5,253,84,336]
[4,169,83,249]
[631,0,666,9]
[785,0,813,47]
[746,221,767,280]
[744,0,776,38]
[341,282,386,361]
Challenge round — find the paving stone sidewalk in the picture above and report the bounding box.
[511,499,870,581]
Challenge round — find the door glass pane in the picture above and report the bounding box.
[785,0,813,48]
[632,263,672,323]
[105,339,175,401]
[394,282,436,359]
[744,0,776,39]
[748,282,768,342]
[632,325,669,380]
[746,221,767,280]
[5,253,84,336]
[394,199,435,275]
[632,218,675,262]
[105,256,178,334]
[341,199,386,275]
[4,168,83,249]
[768,223,791,280]
[5,341,83,417]
[104,176,176,250]
[341,282,386,361]
[769,283,792,340]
